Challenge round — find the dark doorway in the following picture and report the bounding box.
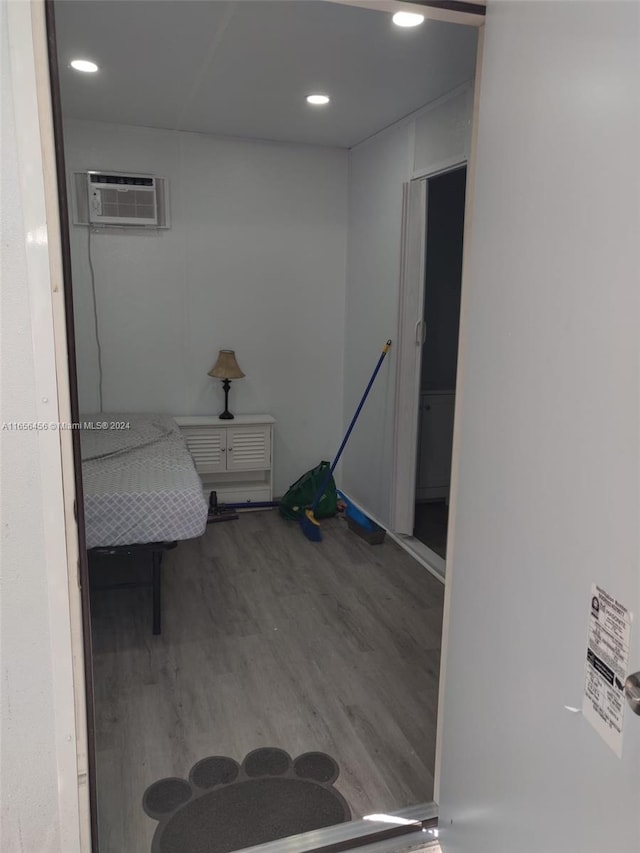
[414,166,467,558]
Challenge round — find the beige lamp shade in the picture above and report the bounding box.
[208,350,245,380]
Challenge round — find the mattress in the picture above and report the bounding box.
[80,413,208,549]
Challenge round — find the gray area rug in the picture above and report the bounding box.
[143,748,351,853]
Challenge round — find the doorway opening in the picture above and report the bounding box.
[43,1,482,850]
[413,167,466,561]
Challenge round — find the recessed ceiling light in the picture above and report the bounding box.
[306,94,330,106]
[70,59,99,73]
[392,11,425,28]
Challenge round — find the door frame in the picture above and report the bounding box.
[327,0,486,29]
[18,0,486,844]
[390,177,428,539]
[433,23,485,804]
[390,161,468,565]
[5,0,92,849]
[43,0,99,845]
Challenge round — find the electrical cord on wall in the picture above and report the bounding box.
[87,224,104,412]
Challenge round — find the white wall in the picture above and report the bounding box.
[64,120,348,495]
[342,83,474,526]
[438,2,640,851]
[1,3,80,851]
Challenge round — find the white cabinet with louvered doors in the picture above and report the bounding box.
[173,415,275,505]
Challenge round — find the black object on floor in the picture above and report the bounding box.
[89,541,176,635]
[207,491,239,524]
[143,748,351,853]
[346,515,386,545]
[207,491,280,523]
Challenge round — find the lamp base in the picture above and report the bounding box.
[218,378,234,419]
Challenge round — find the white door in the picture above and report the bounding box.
[437,3,640,852]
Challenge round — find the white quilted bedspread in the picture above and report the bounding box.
[80,414,208,549]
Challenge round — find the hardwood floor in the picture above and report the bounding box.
[90,511,444,853]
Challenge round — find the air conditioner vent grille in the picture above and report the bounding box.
[71,171,170,229]
[97,187,156,221]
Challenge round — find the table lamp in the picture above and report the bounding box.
[208,350,245,419]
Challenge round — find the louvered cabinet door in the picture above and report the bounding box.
[225,425,271,471]
[182,428,226,473]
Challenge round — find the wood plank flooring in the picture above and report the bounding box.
[89,511,444,853]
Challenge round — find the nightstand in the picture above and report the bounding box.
[174,415,274,504]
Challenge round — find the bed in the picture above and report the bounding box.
[81,413,208,633]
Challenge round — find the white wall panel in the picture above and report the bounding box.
[64,120,348,495]
[413,83,473,177]
[343,80,475,528]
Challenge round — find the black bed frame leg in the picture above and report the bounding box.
[152,552,162,635]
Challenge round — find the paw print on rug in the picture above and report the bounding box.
[143,747,351,853]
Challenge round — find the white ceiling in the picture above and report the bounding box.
[55,0,477,148]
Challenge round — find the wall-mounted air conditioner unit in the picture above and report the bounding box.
[71,171,170,228]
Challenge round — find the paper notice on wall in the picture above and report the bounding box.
[583,583,632,757]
